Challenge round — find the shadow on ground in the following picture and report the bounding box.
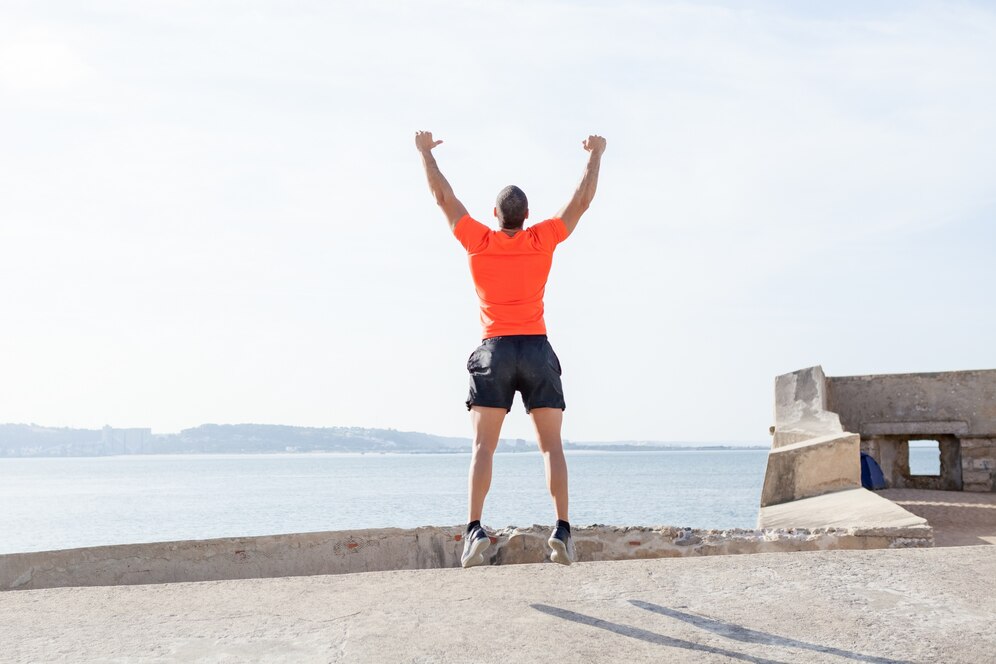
[879,488,996,547]
[531,602,910,664]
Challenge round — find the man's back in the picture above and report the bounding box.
[453,215,569,339]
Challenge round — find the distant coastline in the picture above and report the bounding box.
[0,423,765,458]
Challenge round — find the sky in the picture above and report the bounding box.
[1,1,994,444]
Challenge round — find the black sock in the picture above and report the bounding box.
[556,519,571,533]
[466,520,481,533]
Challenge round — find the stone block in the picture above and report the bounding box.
[760,432,861,507]
[962,470,993,484]
[961,447,989,459]
[772,366,845,448]
[959,438,996,450]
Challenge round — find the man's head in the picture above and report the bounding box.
[494,185,529,230]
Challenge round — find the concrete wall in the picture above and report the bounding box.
[828,370,996,436]
[0,522,932,592]
[763,366,862,506]
[760,366,944,553]
[828,369,996,492]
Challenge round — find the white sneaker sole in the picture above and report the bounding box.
[461,536,490,568]
[548,537,573,566]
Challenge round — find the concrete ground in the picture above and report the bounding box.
[879,489,996,547]
[4,546,994,663]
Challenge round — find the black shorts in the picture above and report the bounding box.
[465,335,566,413]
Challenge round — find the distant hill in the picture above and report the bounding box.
[0,423,764,457]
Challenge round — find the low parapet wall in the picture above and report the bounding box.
[0,521,932,591]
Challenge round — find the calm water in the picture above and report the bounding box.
[0,448,940,554]
[0,450,771,554]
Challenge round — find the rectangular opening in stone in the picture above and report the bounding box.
[909,439,941,476]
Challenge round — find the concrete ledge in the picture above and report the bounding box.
[760,432,861,507]
[0,519,932,591]
[758,488,931,534]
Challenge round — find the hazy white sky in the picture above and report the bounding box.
[2,1,994,443]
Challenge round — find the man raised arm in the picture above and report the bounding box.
[415,130,468,231]
[557,134,607,237]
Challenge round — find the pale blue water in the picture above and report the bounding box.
[908,443,941,475]
[0,448,937,554]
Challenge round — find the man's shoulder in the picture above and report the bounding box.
[454,215,493,252]
[454,215,491,233]
[526,218,569,244]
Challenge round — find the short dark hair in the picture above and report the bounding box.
[496,185,528,229]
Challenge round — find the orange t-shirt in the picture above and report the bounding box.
[453,215,569,339]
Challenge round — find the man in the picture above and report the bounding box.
[415,130,606,567]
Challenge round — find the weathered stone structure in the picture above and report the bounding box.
[827,369,996,492]
[763,366,996,504]
[761,365,862,506]
[0,521,933,591]
[758,365,934,539]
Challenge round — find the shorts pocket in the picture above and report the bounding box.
[546,343,562,376]
[467,346,492,374]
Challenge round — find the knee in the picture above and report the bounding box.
[472,440,497,457]
[537,438,564,456]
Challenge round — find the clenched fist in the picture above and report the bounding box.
[583,134,607,155]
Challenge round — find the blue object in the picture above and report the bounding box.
[860,452,888,490]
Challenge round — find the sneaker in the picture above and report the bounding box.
[548,523,576,566]
[461,524,490,568]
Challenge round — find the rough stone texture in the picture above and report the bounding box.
[828,369,996,436]
[2,546,993,663]
[771,365,844,448]
[864,434,965,490]
[959,437,996,492]
[0,520,930,592]
[862,435,910,483]
[828,368,996,492]
[771,366,996,494]
[763,366,863,507]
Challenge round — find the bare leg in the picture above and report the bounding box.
[468,406,506,522]
[531,408,568,521]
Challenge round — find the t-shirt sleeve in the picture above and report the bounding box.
[530,218,569,252]
[453,215,491,253]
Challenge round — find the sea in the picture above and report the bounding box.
[0,447,941,554]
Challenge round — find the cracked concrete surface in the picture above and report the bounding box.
[3,545,993,663]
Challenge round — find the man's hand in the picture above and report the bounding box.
[583,134,607,156]
[416,129,468,229]
[415,130,443,154]
[557,134,606,236]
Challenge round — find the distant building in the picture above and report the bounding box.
[101,426,153,454]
